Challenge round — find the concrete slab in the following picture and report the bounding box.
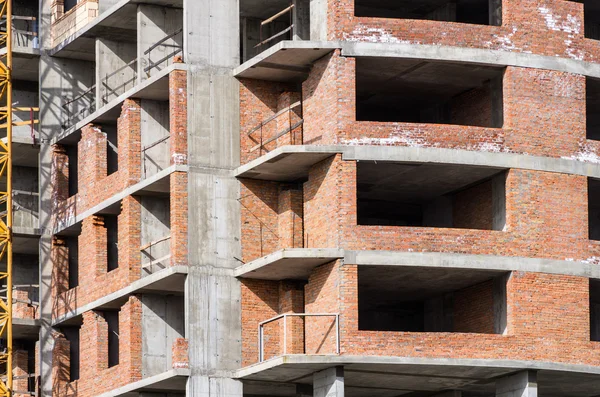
[52,265,188,326]
[53,63,187,145]
[55,164,188,234]
[13,230,41,255]
[12,318,40,340]
[236,355,600,397]
[234,41,338,82]
[0,47,40,81]
[50,0,183,60]
[95,368,189,397]
[235,145,600,182]
[1,137,40,168]
[234,40,600,83]
[234,248,343,280]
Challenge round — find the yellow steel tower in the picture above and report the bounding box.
[0,0,14,395]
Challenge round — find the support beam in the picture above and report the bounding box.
[496,371,538,397]
[313,367,344,397]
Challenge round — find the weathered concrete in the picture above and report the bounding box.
[96,38,137,107]
[293,0,310,41]
[313,367,344,397]
[137,5,183,82]
[496,371,538,397]
[95,369,190,397]
[141,99,170,178]
[432,392,461,397]
[140,196,171,275]
[310,0,327,41]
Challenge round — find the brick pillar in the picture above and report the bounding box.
[119,196,142,282]
[170,172,188,266]
[172,338,189,369]
[118,99,142,185]
[119,295,142,382]
[13,349,29,397]
[279,280,305,354]
[35,341,40,397]
[80,311,108,379]
[51,237,69,301]
[277,91,303,146]
[78,124,107,208]
[79,215,107,285]
[13,286,35,320]
[169,58,187,165]
[51,145,69,206]
[278,186,304,249]
[51,332,70,396]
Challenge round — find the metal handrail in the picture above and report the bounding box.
[258,313,340,362]
[256,4,294,48]
[247,101,303,154]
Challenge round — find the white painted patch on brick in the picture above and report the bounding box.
[563,145,600,164]
[345,26,416,44]
[172,153,187,164]
[539,6,581,34]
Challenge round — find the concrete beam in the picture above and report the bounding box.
[96,368,189,397]
[235,145,600,182]
[496,371,537,397]
[314,367,344,397]
[236,249,600,281]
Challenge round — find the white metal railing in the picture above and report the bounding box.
[258,313,340,362]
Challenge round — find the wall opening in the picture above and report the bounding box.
[356,58,504,126]
[64,0,78,13]
[357,162,507,230]
[587,78,600,140]
[592,279,600,341]
[589,178,600,240]
[105,214,119,272]
[66,145,78,197]
[63,326,80,382]
[104,311,120,368]
[354,0,502,26]
[358,266,508,333]
[66,236,79,289]
[105,125,118,176]
[580,1,600,40]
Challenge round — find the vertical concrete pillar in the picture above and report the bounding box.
[496,371,537,397]
[293,0,310,40]
[313,367,344,397]
[310,0,327,40]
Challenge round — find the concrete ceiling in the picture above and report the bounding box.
[358,265,504,307]
[357,58,503,111]
[357,162,503,203]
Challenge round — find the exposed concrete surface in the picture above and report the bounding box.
[52,266,188,326]
[235,249,600,281]
[496,371,538,397]
[234,40,600,82]
[314,367,344,397]
[95,369,190,397]
[235,145,600,181]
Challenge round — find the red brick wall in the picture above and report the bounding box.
[305,261,340,355]
[171,338,189,369]
[450,84,493,127]
[453,280,495,334]
[169,62,188,166]
[278,187,304,250]
[170,172,188,266]
[13,349,29,397]
[453,180,494,230]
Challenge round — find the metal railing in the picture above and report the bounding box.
[101,58,138,105]
[1,15,38,49]
[144,28,183,77]
[247,100,303,156]
[140,235,171,271]
[256,4,294,49]
[258,313,340,362]
[62,85,96,129]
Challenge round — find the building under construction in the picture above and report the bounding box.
[3,0,600,396]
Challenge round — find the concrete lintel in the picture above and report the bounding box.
[234,248,344,280]
[52,265,189,326]
[235,145,600,182]
[54,164,188,234]
[95,368,190,397]
[235,355,600,381]
[52,63,188,145]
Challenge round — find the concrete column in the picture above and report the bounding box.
[310,0,327,41]
[313,367,344,397]
[496,371,538,397]
[96,38,137,108]
[293,0,310,40]
[137,5,183,83]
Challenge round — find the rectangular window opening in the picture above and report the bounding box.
[357,162,506,230]
[356,58,504,127]
[62,327,80,382]
[354,0,502,26]
[592,279,600,341]
[589,178,600,240]
[358,266,508,334]
[587,77,600,140]
[66,235,79,290]
[106,126,118,176]
[105,311,120,368]
[582,1,600,40]
[64,0,78,13]
[66,145,78,197]
[105,214,119,272]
